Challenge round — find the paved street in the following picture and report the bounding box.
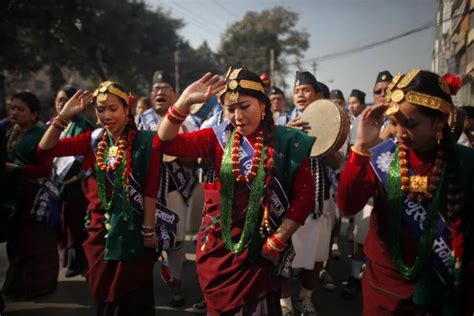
[1,225,362,316]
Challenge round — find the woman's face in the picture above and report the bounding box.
[223,94,265,136]
[95,94,129,136]
[55,90,69,114]
[348,96,364,117]
[135,100,149,116]
[387,101,446,152]
[9,97,37,127]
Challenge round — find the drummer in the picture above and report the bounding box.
[282,71,343,316]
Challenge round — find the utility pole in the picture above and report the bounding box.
[174,50,180,94]
[312,61,317,76]
[270,48,275,85]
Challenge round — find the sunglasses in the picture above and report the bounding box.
[373,88,386,96]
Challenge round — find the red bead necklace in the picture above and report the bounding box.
[231,130,264,183]
[96,132,126,172]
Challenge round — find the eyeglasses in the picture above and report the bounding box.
[151,86,174,94]
[373,88,386,96]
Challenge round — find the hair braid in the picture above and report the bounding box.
[125,114,137,178]
[442,127,464,225]
[260,98,276,224]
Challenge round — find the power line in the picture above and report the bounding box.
[166,3,222,36]
[302,12,466,63]
[212,0,238,19]
[172,2,223,35]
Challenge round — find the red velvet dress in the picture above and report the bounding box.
[337,149,465,315]
[38,131,160,304]
[157,128,314,315]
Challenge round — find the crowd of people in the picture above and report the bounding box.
[0,64,473,316]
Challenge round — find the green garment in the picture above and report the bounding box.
[273,125,316,196]
[412,144,474,315]
[248,125,315,261]
[104,130,156,261]
[7,124,45,165]
[2,124,46,242]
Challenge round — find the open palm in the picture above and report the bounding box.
[60,90,94,120]
[179,72,226,108]
[355,103,389,148]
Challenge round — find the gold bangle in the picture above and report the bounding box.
[351,146,372,157]
[56,114,70,125]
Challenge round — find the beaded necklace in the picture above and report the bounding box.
[95,131,128,211]
[231,130,263,183]
[6,124,21,156]
[220,129,266,254]
[398,146,444,203]
[387,146,445,280]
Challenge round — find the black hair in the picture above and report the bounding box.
[137,97,152,109]
[402,70,461,226]
[12,91,41,114]
[59,85,78,99]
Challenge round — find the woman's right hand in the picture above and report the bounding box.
[175,72,225,112]
[354,103,389,151]
[59,90,93,121]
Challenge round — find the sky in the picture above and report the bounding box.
[147,0,439,103]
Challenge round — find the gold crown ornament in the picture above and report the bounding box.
[93,81,131,104]
[384,69,452,116]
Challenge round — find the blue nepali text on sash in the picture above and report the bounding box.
[369,139,452,284]
[139,108,161,131]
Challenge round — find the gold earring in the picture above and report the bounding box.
[261,111,266,121]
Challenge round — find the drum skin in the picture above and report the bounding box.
[300,99,349,157]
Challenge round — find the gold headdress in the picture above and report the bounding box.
[222,67,266,103]
[93,81,131,105]
[384,69,452,116]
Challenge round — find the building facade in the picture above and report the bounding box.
[432,0,473,106]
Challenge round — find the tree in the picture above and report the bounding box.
[178,41,222,90]
[218,7,309,87]
[0,0,183,94]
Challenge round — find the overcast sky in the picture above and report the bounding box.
[147,0,438,103]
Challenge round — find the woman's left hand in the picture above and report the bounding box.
[176,72,226,111]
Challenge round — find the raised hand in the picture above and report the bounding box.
[286,116,302,129]
[59,90,93,121]
[354,103,389,150]
[176,72,226,111]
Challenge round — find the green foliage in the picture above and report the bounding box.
[219,7,309,86]
[178,41,221,89]
[0,0,183,93]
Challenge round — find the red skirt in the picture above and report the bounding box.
[83,209,157,303]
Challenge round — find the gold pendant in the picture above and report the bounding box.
[409,175,428,193]
[108,146,118,157]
